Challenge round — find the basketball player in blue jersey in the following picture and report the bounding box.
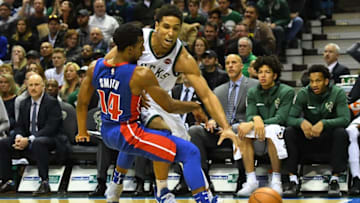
[76,24,239,203]
[103,5,239,202]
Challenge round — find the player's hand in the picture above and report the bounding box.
[311,121,323,137]
[218,128,240,153]
[301,119,313,139]
[237,122,253,139]
[204,119,216,133]
[253,116,265,141]
[13,137,28,150]
[192,107,208,124]
[141,91,150,109]
[76,131,91,142]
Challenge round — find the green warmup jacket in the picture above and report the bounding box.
[287,85,351,128]
[246,83,295,125]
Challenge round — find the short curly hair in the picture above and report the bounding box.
[253,55,283,81]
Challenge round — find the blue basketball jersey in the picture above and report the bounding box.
[92,58,141,123]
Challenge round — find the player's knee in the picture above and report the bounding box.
[185,142,201,160]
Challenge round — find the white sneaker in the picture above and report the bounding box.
[270,180,283,196]
[105,182,123,203]
[236,181,259,196]
[155,187,176,203]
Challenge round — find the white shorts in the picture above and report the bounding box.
[141,96,190,141]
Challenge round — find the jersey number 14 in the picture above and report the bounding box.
[98,90,123,121]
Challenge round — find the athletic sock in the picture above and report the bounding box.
[156,179,168,197]
[272,172,281,183]
[246,172,257,183]
[289,175,299,185]
[113,169,125,185]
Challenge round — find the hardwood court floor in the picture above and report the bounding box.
[0,198,355,203]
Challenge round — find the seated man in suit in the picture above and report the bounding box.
[189,54,258,192]
[284,65,350,197]
[236,56,295,196]
[301,43,350,86]
[0,74,62,195]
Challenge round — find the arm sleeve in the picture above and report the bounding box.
[246,88,259,122]
[287,89,306,127]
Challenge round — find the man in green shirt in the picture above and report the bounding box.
[284,65,350,197]
[236,56,295,196]
[238,37,257,77]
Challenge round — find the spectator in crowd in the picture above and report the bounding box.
[0,73,18,131]
[40,15,65,48]
[89,0,119,44]
[207,8,230,44]
[199,0,218,17]
[301,43,350,86]
[75,0,93,15]
[0,3,18,38]
[178,22,199,49]
[0,63,13,75]
[0,34,8,61]
[184,0,207,26]
[107,0,134,24]
[9,18,39,52]
[189,54,258,193]
[63,29,81,64]
[59,62,80,102]
[285,0,304,48]
[226,22,268,56]
[40,42,53,70]
[45,48,66,87]
[238,37,257,77]
[89,27,108,56]
[47,0,62,16]
[203,22,225,67]
[200,50,229,90]
[0,97,10,137]
[23,0,47,34]
[26,63,45,80]
[58,1,78,29]
[243,4,276,55]
[191,36,209,66]
[78,44,93,67]
[10,45,27,85]
[236,56,295,196]
[133,0,164,27]
[283,65,350,197]
[0,74,62,195]
[25,50,40,68]
[218,0,242,32]
[76,9,91,47]
[45,78,61,102]
[173,0,187,14]
[257,0,291,59]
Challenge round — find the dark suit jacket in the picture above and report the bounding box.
[214,77,259,124]
[14,92,62,139]
[40,31,65,48]
[171,84,198,127]
[332,62,350,84]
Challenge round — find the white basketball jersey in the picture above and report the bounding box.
[138,28,183,92]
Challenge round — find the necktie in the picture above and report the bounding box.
[181,88,190,119]
[31,102,37,135]
[226,84,237,123]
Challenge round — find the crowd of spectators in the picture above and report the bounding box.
[0,0,355,199]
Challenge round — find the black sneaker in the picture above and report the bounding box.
[349,177,360,195]
[328,180,341,197]
[0,180,16,193]
[283,181,299,197]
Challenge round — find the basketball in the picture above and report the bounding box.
[248,187,282,203]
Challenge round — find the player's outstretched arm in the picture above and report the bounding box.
[131,66,203,114]
[76,61,96,142]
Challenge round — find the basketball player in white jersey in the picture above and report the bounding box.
[104,4,239,202]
